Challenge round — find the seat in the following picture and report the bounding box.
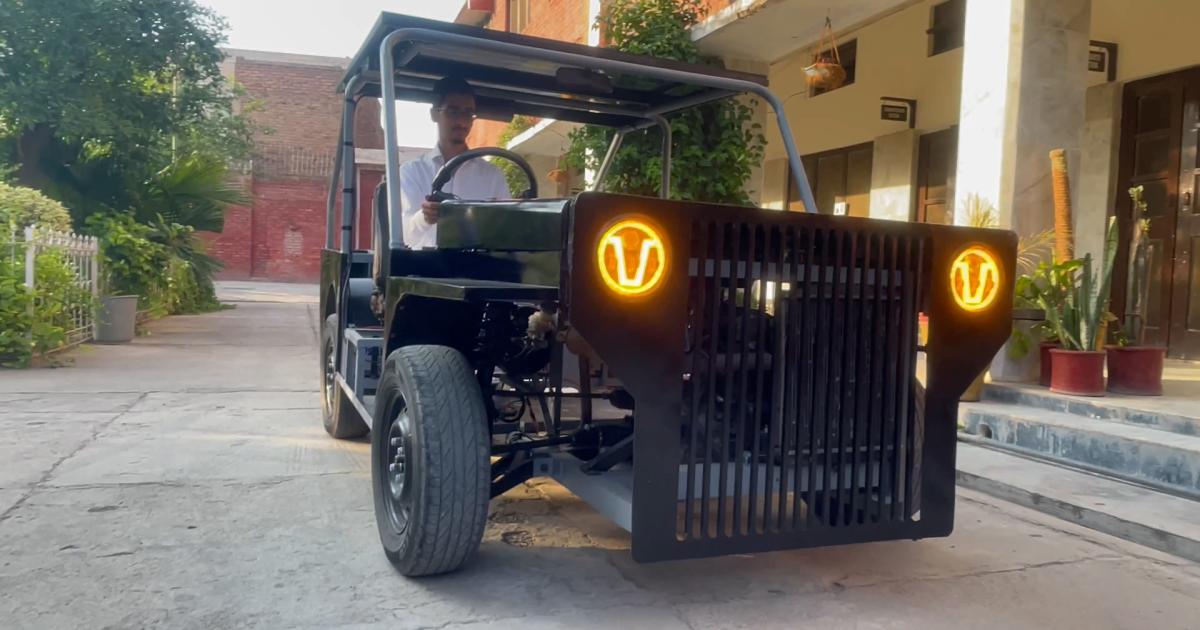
[371,181,392,287]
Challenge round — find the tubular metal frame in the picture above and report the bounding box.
[326,74,368,252]
[376,27,818,250]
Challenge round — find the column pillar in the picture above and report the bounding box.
[954,0,1092,236]
[869,129,919,222]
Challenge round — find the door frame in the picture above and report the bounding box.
[1111,66,1200,356]
[914,126,958,224]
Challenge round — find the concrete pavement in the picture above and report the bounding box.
[2,282,1199,629]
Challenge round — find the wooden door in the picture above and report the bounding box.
[787,143,873,216]
[1113,70,1198,357]
[1169,72,1200,358]
[916,127,957,224]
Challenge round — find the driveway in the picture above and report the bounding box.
[2,281,1199,629]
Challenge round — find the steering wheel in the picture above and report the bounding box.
[429,147,538,202]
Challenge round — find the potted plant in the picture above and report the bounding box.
[88,213,158,344]
[1107,186,1166,395]
[803,17,847,91]
[1040,218,1119,396]
[1015,258,1080,386]
[996,231,1056,383]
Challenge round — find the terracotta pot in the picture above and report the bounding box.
[1038,342,1059,387]
[1106,346,1166,396]
[1049,349,1106,396]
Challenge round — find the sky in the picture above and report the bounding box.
[195,0,464,147]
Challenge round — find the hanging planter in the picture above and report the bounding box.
[804,17,846,91]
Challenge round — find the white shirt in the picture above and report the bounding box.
[398,147,510,249]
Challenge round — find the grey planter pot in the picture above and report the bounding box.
[990,320,1040,383]
[95,295,139,343]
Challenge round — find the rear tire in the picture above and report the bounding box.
[321,314,369,439]
[371,345,490,576]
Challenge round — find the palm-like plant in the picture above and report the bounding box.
[136,154,246,232]
[959,193,1054,274]
[1042,217,1119,351]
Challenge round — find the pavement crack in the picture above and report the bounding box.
[670,605,698,630]
[306,303,320,348]
[836,555,1124,592]
[0,392,148,525]
[37,471,359,493]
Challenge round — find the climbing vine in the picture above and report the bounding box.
[564,0,766,204]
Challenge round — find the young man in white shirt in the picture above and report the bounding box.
[398,77,510,249]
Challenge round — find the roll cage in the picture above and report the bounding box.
[325,12,819,257]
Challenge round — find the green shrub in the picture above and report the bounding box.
[86,212,222,316]
[87,213,169,306]
[495,115,538,196]
[0,182,72,232]
[0,235,88,367]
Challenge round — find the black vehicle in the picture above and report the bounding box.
[320,13,1017,576]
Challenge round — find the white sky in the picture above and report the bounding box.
[196,0,463,147]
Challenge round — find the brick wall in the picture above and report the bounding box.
[206,50,386,283]
[466,0,591,149]
[520,0,589,44]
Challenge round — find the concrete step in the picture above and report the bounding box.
[983,382,1200,437]
[957,442,1200,563]
[959,401,1200,498]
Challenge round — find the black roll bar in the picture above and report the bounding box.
[378,28,819,249]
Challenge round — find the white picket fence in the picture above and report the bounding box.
[22,225,101,347]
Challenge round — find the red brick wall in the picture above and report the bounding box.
[206,198,253,280]
[521,0,589,44]
[207,52,384,282]
[467,0,590,149]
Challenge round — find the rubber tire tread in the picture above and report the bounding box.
[372,345,490,576]
[321,314,369,439]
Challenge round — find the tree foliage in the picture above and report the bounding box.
[0,0,256,223]
[0,0,253,314]
[565,0,765,204]
[0,181,71,231]
[495,115,538,196]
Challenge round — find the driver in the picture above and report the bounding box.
[399,77,510,249]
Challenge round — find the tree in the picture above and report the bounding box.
[0,0,255,221]
[0,0,254,313]
[564,0,765,204]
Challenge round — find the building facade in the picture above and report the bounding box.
[456,0,1200,359]
[211,49,413,283]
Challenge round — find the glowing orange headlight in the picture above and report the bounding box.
[951,246,1000,312]
[596,218,667,296]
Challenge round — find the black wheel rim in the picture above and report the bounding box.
[323,334,336,410]
[382,397,413,533]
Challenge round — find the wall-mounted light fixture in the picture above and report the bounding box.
[880,96,917,129]
[1088,41,1118,83]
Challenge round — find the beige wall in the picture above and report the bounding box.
[763,0,963,163]
[756,0,1199,219]
[759,0,963,215]
[1091,0,1200,83]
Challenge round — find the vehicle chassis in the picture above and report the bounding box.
[319,14,1016,575]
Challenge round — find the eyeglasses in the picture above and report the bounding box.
[434,106,477,120]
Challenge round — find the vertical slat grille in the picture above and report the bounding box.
[680,220,928,540]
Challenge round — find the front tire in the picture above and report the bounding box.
[371,345,490,576]
[320,314,369,439]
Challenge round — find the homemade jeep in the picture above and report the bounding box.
[319,13,1017,576]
